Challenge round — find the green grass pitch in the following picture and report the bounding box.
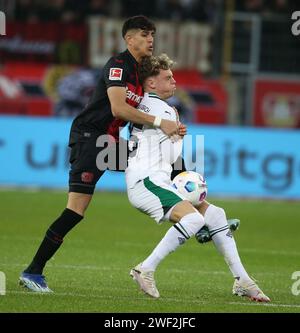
[0,190,299,313]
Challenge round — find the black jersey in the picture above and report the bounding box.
[70,49,143,143]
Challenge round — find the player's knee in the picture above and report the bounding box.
[179,211,204,236]
[170,200,196,222]
[197,200,210,216]
[67,193,92,216]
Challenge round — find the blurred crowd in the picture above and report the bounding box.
[4,0,219,23]
[2,0,297,24]
[236,0,298,15]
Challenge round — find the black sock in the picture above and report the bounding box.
[24,208,83,274]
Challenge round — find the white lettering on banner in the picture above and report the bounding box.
[89,18,212,71]
[155,22,212,72]
[89,17,125,67]
[0,11,5,36]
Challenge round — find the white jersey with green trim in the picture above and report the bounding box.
[126,92,183,188]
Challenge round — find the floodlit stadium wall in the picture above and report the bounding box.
[0,116,299,199]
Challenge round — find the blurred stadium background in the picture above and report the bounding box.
[0,0,300,313]
[0,0,299,198]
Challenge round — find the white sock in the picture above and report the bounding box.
[205,204,251,281]
[141,212,204,271]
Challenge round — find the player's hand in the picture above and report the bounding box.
[178,123,187,137]
[160,119,179,137]
[173,106,180,122]
[172,106,186,137]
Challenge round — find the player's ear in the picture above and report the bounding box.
[124,29,138,45]
[148,77,156,89]
[124,31,134,45]
[124,33,131,45]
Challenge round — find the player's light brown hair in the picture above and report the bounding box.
[138,54,175,85]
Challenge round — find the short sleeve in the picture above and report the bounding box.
[103,57,129,88]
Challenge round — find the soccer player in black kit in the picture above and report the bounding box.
[19,16,182,292]
[19,16,251,300]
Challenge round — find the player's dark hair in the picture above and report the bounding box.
[122,15,156,38]
[139,54,175,84]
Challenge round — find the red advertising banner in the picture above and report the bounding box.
[254,78,300,128]
[1,62,228,124]
[0,22,87,65]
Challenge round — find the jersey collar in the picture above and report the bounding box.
[146,92,163,101]
[125,49,138,66]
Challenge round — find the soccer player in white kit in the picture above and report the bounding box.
[126,54,270,302]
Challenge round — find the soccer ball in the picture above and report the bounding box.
[172,171,208,207]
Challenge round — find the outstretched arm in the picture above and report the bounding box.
[108,86,179,137]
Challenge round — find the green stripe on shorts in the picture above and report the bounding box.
[143,177,182,214]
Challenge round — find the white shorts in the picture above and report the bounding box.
[127,173,186,223]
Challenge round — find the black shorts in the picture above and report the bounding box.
[68,129,127,194]
[68,129,187,195]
